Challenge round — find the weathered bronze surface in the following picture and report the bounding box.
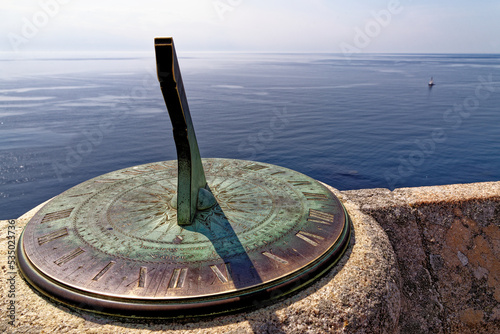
[155,37,208,225]
[17,159,350,317]
[16,37,351,318]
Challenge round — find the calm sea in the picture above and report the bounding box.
[1,52,499,219]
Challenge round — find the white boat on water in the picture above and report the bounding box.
[428,77,435,87]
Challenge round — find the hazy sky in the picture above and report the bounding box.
[1,0,500,54]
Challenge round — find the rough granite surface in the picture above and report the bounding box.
[342,181,500,334]
[3,181,498,333]
[0,185,401,334]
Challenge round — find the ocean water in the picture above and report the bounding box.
[1,52,500,219]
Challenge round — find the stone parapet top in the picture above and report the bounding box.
[341,181,500,334]
[2,181,498,333]
[1,185,401,334]
[342,181,500,209]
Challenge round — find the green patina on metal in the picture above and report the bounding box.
[16,37,351,319]
[155,37,208,225]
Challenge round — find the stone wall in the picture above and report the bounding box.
[341,181,500,334]
[0,186,402,334]
[1,181,498,333]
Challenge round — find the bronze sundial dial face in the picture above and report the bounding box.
[17,158,349,317]
[17,38,350,318]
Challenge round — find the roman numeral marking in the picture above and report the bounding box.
[168,268,188,289]
[54,248,85,266]
[138,267,147,288]
[270,171,285,175]
[243,164,268,171]
[41,208,73,223]
[262,251,289,264]
[210,263,232,284]
[288,180,312,186]
[92,261,115,281]
[37,228,68,245]
[302,192,328,201]
[307,209,334,225]
[296,231,325,247]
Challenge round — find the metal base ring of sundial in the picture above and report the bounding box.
[17,158,350,318]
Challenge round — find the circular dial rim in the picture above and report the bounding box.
[17,158,350,318]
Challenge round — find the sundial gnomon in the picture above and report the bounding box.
[16,38,351,318]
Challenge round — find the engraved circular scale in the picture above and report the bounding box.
[17,38,351,319]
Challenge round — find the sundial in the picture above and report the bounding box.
[16,37,351,318]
